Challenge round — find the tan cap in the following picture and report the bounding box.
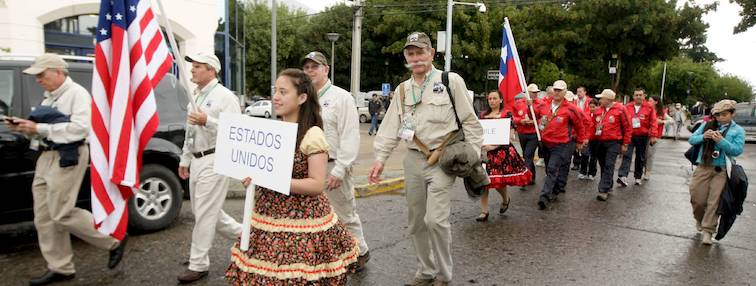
[595,89,616,100]
[711,99,737,114]
[23,53,68,75]
[185,52,221,73]
[553,80,567,91]
[527,83,540,92]
[565,91,577,101]
[404,32,432,49]
[303,51,328,66]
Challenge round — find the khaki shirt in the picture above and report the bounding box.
[374,67,482,163]
[318,81,360,179]
[36,77,91,144]
[179,78,240,166]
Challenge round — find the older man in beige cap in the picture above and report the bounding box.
[176,52,242,283]
[3,53,127,286]
[301,50,371,270]
[369,31,483,286]
[589,89,632,201]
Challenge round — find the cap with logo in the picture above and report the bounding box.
[527,83,540,93]
[302,51,328,66]
[23,53,68,75]
[185,52,221,73]
[552,80,567,91]
[595,89,616,100]
[404,32,432,49]
[565,91,577,102]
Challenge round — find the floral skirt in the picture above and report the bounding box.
[485,145,532,188]
[225,193,359,285]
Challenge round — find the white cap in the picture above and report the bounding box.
[595,89,616,100]
[553,80,567,91]
[185,52,221,73]
[527,83,540,92]
[23,53,68,75]
[565,91,577,101]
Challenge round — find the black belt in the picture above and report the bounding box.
[193,148,215,158]
[328,158,335,162]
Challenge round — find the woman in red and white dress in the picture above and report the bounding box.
[476,91,532,222]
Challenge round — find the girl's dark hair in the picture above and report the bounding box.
[650,95,664,116]
[278,69,323,149]
[700,120,720,166]
[481,90,504,118]
[589,98,599,106]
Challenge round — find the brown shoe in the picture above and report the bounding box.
[405,277,434,286]
[177,269,208,284]
[355,251,370,272]
[432,280,450,286]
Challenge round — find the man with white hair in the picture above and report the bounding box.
[589,89,632,201]
[370,32,482,286]
[5,53,127,286]
[177,52,242,284]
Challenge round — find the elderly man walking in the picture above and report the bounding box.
[4,54,127,286]
[369,32,483,286]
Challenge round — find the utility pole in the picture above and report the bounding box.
[350,0,363,99]
[270,0,277,118]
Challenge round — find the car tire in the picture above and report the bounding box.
[128,164,182,231]
[359,114,367,123]
[264,111,271,118]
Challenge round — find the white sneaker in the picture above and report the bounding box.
[702,232,713,245]
[578,174,586,180]
[617,177,629,187]
[535,159,545,167]
[634,179,642,186]
[587,175,595,181]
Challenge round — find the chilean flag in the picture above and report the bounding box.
[498,18,527,114]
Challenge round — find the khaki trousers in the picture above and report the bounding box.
[32,146,118,275]
[403,150,455,282]
[325,162,369,256]
[188,154,242,272]
[689,165,728,233]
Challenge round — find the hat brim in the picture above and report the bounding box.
[404,43,429,49]
[185,55,202,63]
[22,66,46,75]
[302,57,327,66]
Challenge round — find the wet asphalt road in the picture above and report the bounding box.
[1,127,755,285]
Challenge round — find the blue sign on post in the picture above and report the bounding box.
[381,83,391,97]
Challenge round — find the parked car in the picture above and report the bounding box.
[0,55,188,231]
[245,100,272,118]
[357,106,385,123]
[687,101,756,142]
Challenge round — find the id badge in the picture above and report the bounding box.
[186,127,196,149]
[595,124,603,136]
[632,117,641,129]
[30,139,40,151]
[398,114,416,140]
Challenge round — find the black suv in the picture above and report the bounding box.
[0,56,189,231]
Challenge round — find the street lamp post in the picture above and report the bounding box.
[444,0,486,71]
[326,33,340,82]
[687,71,693,100]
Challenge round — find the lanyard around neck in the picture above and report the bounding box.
[318,82,333,98]
[195,83,219,105]
[411,70,435,106]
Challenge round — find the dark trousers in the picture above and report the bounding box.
[557,141,576,191]
[587,141,599,176]
[519,133,539,182]
[576,144,590,175]
[618,135,649,180]
[539,142,572,199]
[594,140,622,193]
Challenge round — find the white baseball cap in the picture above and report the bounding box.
[527,83,540,92]
[553,80,567,91]
[595,89,616,100]
[185,52,221,73]
[23,53,68,75]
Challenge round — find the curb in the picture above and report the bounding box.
[354,177,405,198]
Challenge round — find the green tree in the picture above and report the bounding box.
[732,0,756,33]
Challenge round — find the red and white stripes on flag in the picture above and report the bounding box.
[91,0,173,240]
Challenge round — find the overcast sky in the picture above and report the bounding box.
[297,0,755,89]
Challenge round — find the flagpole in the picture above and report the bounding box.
[155,0,197,110]
[504,17,540,141]
[660,61,667,104]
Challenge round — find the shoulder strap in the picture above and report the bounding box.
[442,72,463,130]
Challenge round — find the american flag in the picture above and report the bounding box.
[498,18,527,114]
[90,0,173,239]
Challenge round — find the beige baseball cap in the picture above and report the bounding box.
[595,89,616,100]
[185,52,221,73]
[527,83,540,92]
[565,90,577,101]
[23,53,68,75]
[553,80,567,91]
[404,32,432,49]
[302,51,328,66]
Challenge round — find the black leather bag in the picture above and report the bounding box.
[684,144,701,165]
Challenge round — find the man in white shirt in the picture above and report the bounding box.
[302,51,370,271]
[177,52,242,284]
[6,54,126,286]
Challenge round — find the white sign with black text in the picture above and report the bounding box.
[480,118,511,145]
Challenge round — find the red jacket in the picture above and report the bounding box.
[534,100,589,145]
[513,98,543,135]
[575,95,592,115]
[624,101,658,137]
[590,102,632,145]
[653,107,668,139]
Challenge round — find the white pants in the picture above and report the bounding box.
[188,154,242,272]
[325,162,369,256]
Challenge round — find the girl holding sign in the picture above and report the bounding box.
[476,91,532,222]
[226,69,358,284]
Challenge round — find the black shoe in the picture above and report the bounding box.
[108,233,128,269]
[499,197,511,214]
[475,212,489,222]
[177,269,208,284]
[537,198,547,210]
[29,271,75,286]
